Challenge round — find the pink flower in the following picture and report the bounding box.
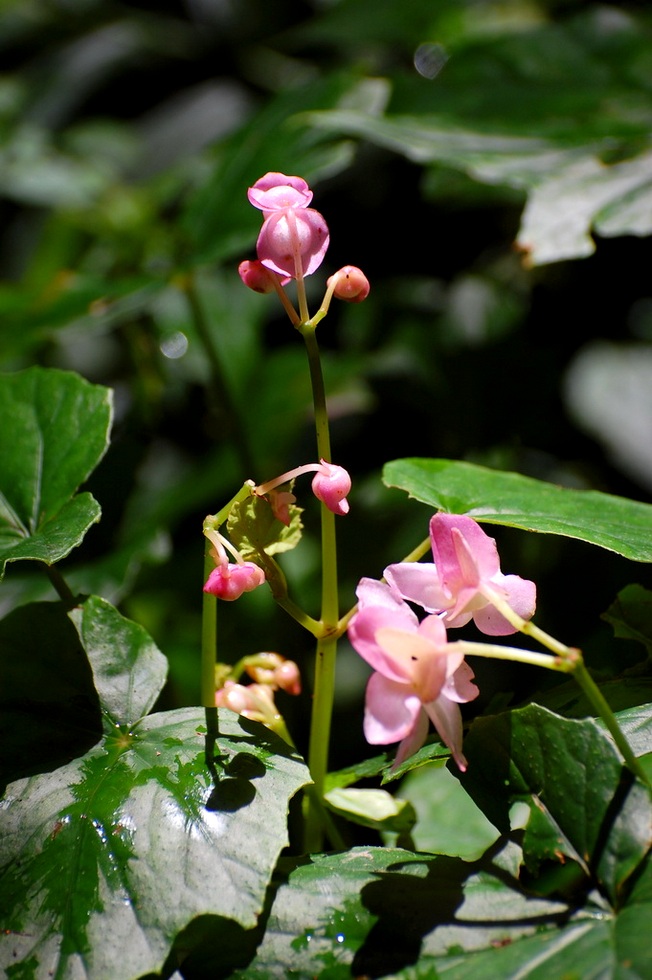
[348,578,479,770]
[311,459,351,516]
[386,513,536,636]
[327,266,370,303]
[256,207,329,279]
[247,173,313,212]
[247,172,330,280]
[256,459,351,517]
[203,561,265,601]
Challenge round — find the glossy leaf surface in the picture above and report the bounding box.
[383,458,652,561]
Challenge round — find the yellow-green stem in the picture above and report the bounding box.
[299,322,340,851]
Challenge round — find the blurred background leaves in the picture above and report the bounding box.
[1,0,651,768]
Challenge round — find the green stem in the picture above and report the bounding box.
[571,655,650,786]
[458,641,571,672]
[486,590,649,784]
[45,564,77,608]
[299,322,340,852]
[201,542,218,708]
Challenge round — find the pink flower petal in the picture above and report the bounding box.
[374,626,448,701]
[423,695,467,771]
[385,561,451,614]
[348,605,419,682]
[393,709,430,768]
[247,173,313,211]
[363,673,421,744]
[257,208,329,279]
[441,661,480,704]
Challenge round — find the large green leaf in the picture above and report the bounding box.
[383,457,652,561]
[458,705,652,906]
[0,596,310,980]
[305,8,652,266]
[227,845,612,979]
[0,367,113,579]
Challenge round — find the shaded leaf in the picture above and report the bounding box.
[231,845,590,979]
[383,457,652,561]
[458,705,652,905]
[0,601,102,793]
[603,585,652,658]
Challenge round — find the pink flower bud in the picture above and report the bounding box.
[248,173,313,212]
[274,659,301,695]
[203,561,265,601]
[266,488,296,526]
[238,259,288,293]
[257,207,329,279]
[327,265,370,303]
[311,459,351,516]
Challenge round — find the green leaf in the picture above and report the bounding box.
[0,597,310,980]
[69,594,168,728]
[231,844,595,978]
[602,585,652,658]
[0,367,113,579]
[388,764,499,861]
[458,705,652,905]
[323,787,416,834]
[227,490,303,558]
[383,458,652,561]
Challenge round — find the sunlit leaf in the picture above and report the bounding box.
[0,367,113,579]
[383,458,652,561]
[0,596,310,980]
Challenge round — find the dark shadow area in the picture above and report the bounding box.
[0,601,103,794]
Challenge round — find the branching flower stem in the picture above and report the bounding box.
[484,589,650,786]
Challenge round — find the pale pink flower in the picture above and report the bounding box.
[247,172,329,280]
[247,173,313,212]
[386,513,536,636]
[348,578,478,770]
[256,207,329,279]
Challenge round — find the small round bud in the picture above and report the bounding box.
[311,459,351,516]
[238,259,285,293]
[327,265,370,303]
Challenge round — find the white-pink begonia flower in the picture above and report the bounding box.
[348,578,478,770]
[386,513,536,636]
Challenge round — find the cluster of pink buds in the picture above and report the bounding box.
[239,172,370,323]
[203,524,265,601]
[255,459,352,521]
[348,514,537,770]
[215,652,301,741]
